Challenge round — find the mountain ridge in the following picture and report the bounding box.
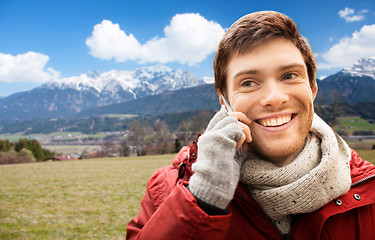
[0,65,206,124]
[341,58,375,78]
[44,64,204,97]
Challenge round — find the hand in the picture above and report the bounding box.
[225,107,252,150]
[188,108,250,209]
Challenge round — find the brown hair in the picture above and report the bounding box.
[214,11,316,98]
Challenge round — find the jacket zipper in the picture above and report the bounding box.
[351,173,375,187]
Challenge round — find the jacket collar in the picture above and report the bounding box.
[349,149,375,185]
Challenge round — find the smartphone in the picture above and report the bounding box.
[222,97,234,113]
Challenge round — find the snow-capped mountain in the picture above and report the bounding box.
[341,58,375,79]
[0,65,206,124]
[316,58,375,104]
[44,64,205,104]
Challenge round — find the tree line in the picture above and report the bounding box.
[78,110,214,158]
[127,110,213,156]
[0,139,55,165]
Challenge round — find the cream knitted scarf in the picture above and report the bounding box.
[239,114,352,234]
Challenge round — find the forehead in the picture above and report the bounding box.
[227,37,306,78]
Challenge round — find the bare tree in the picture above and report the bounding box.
[153,120,172,154]
[119,139,130,157]
[191,110,214,133]
[129,120,152,156]
[331,90,346,126]
[102,140,117,157]
[176,110,214,146]
[176,119,194,147]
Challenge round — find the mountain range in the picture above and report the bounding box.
[0,65,207,124]
[0,58,375,127]
[315,58,375,104]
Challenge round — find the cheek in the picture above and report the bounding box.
[287,85,314,108]
[295,82,315,101]
[231,94,258,115]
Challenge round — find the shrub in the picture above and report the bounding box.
[0,150,34,165]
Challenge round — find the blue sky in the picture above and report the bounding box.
[0,0,374,97]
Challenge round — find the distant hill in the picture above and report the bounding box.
[78,84,220,117]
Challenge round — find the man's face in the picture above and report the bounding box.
[223,37,317,166]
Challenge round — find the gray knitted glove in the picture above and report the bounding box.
[189,108,248,209]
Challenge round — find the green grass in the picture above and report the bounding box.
[0,132,107,143]
[356,149,375,165]
[345,139,375,150]
[334,116,375,135]
[0,155,173,239]
[0,133,27,142]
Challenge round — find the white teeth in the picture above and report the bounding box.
[258,115,292,127]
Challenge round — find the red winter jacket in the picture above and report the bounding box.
[126,140,375,240]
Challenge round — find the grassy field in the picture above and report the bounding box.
[1,150,374,239]
[356,149,375,164]
[0,154,173,239]
[42,145,102,155]
[345,138,375,149]
[334,116,375,135]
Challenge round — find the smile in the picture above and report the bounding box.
[256,114,295,127]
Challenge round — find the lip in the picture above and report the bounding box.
[254,113,296,132]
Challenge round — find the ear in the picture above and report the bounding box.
[217,89,224,106]
[312,82,318,101]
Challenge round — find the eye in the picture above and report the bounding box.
[241,80,256,87]
[283,73,297,80]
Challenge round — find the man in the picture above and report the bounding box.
[127,11,375,239]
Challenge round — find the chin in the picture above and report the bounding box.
[249,137,306,166]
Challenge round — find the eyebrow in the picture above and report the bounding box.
[279,63,306,71]
[232,63,306,79]
[233,70,259,79]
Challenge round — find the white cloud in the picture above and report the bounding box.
[0,52,60,83]
[86,13,225,65]
[85,20,141,62]
[338,7,367,22]
[319,24,375,69]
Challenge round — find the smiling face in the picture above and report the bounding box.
[221,37,318,166]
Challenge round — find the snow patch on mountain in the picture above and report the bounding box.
[342,58,375,79]
[202,76,215,84]
[43,64,204,99]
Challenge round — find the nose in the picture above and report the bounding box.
[259,81,289,108]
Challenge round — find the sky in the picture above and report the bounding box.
[0,0,375,97]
